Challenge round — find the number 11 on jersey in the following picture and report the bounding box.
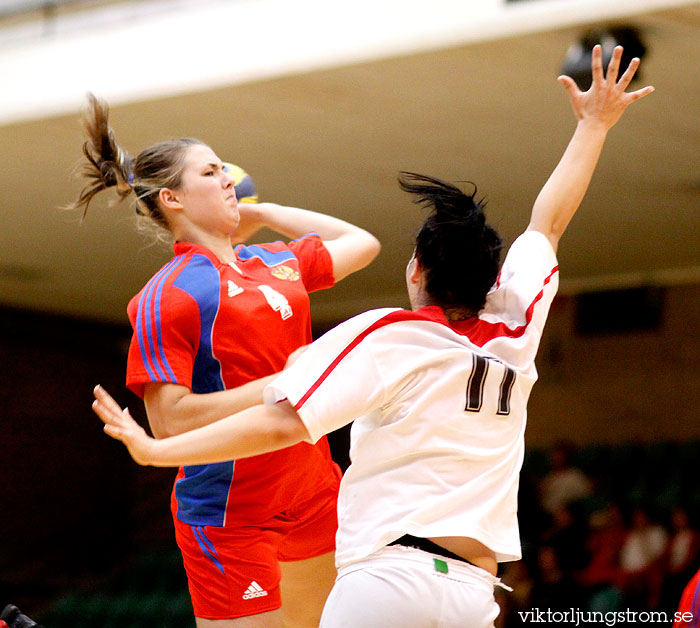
[465,354,516,416]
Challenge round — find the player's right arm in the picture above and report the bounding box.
[94,314,389,464]
[143,379,277,439]
[94,385,309,466]
[143,346,311,438]
[127,267,295,439]
[103,312,390,462]
[526,45,653,253]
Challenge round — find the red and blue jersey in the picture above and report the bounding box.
[675,568,700,627]
[126,234,339,527]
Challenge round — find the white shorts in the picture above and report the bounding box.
[320,545,504,628]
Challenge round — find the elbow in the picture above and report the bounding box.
[147,406,188,439]
[150,421,176,440]
[328,230,382,282]
[270,422,306,451]
[269,402,310,449]
[364,234,382,266]
[355,231,381,269]
[143,382,193,439]
[346,236,381,280]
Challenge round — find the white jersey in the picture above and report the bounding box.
[265,230,558,568]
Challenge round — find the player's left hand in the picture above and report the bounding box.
[92,385,154,466]
[558,44,654,130]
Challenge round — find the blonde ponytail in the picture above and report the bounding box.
[69,94,206,238]
[69,93,134,217]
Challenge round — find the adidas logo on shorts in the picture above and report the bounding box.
[242,581,268,600]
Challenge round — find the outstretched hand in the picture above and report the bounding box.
[92,385,154,465]
[558,44,654,131]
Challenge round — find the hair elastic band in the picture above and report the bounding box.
[127,173,135,185]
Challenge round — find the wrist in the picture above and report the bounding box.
[143,436,160,466]
[577,118,612,135]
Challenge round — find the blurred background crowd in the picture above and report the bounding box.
[497,439,700,625]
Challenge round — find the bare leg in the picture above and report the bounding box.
[196,609,284,628]
[280,551,337,628]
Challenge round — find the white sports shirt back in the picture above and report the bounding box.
[264,230,559,568]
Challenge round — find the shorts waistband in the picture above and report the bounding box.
[388,534,476,567]
[338,545,512,591]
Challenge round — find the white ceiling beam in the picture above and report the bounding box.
[0,0,696,125]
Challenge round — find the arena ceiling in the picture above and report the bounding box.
[0,1,698,328]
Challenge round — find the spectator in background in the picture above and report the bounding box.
[539,503,589,579]
[539,440,593,516]
[619,506,668,609]
[528,545,579,610]
[576,504,626,611]
[660,506,700,612]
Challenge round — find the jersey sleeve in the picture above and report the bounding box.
[264,309,399,443]
[125,282,201,398]
[287,233,335,293]
[467,230,559,371]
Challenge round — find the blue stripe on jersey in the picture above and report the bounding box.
[171,254,233,527]
[176,461,235,527]
[136,258,181,383]
[193,526,225,574]
[172,255,225,394]
[152,262,180,382]
[136,261,171,381]
[235,244,296,267]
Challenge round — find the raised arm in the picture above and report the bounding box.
[235,202,381,282]
[527,45,654,252]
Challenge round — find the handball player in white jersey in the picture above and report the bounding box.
[93,46,653,627]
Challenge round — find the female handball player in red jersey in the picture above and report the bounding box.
[93,46,653,627]
[70,95,380,628]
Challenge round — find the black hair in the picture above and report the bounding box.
[399,172,502,316]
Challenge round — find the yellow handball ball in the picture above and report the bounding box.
[223,162,258,203]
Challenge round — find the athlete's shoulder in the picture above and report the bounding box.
[317,308,451,353]
[333,307,407,333]
[498,231,558,282]
[511,229,557,256]
[126,252,213,322]
[138,253,213,294]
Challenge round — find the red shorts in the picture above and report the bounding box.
[173,479,339,620]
